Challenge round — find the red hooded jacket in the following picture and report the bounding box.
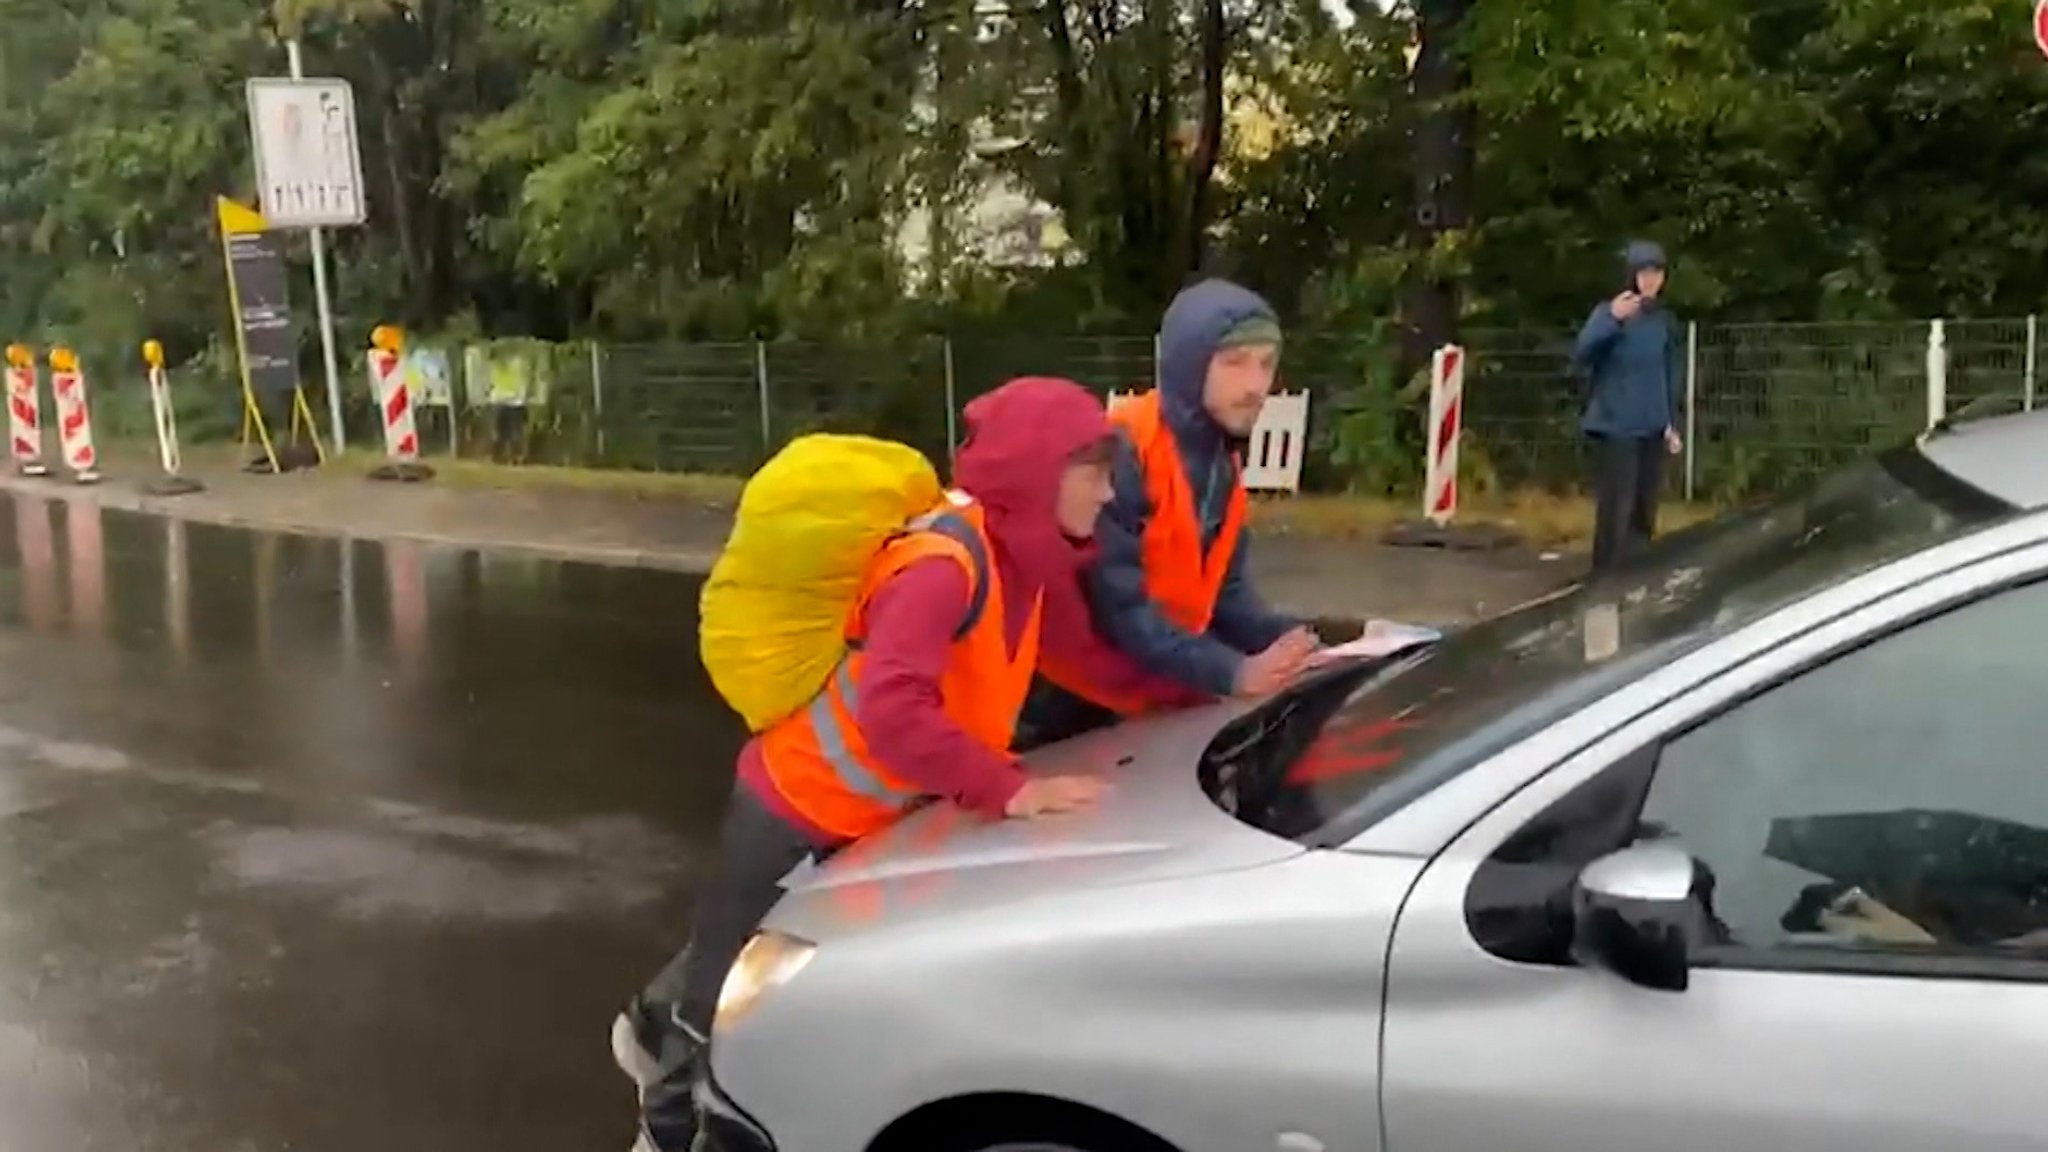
[738,377,1198,846]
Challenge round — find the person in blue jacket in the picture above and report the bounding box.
[1573,240,1685,573]
[1017,280,1319,748]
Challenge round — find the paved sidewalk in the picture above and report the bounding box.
[2,444,1579,626]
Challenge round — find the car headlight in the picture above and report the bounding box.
[713,931,816,1035]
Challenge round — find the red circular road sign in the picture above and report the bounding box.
[2036,0,2048,57]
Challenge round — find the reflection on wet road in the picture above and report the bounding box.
[0,492,741,1151]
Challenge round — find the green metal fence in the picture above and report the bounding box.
[91,317,2047,503]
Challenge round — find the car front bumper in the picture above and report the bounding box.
[694,1059,777,1152]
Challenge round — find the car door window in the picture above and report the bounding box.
[1639,577,2048,970]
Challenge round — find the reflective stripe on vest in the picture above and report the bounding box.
[804,660,919,805]
[1111,390,1247,634]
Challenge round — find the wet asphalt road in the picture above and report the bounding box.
[0,491,740,1152]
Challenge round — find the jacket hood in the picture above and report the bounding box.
[1157,279,1280,446]
[1624,240,1667,271]
[952,377,1113,597]
[1622,237,1671,289]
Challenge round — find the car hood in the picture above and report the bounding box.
[766,700,1301,939]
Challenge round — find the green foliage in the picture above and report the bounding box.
[0,0,2041,498]
[1320,326,1422,497]
[1464,0,2048,324]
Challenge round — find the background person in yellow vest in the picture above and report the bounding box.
[1025,280,1319,744]
[614,377,1117,1152]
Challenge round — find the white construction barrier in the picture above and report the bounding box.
[49,347,99,485]
[1242,391,1307,493]
[367,325,432,481]
[5,344,47,477]
[143,340,202,495]
[1102,387,1309,493]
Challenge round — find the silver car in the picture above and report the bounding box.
[691,407,2048,1152]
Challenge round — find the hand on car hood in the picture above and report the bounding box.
[768,705,1301,937]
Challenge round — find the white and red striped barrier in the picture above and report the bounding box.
[366,325,432,481]
[5,345,47,477]
[370,346,420,462]
[1422,343,1465,526]
[49,348,98,485]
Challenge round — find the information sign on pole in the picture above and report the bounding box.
[244,77,367,229]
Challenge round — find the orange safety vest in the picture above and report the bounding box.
[1111,390,1246,633]
[1036,391,1245,715]
[758,496,1044,842]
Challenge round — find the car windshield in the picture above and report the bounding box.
[1200,444,2015,847]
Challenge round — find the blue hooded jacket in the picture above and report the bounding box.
[1087,279,1301,696]
[1573,240,1684,438]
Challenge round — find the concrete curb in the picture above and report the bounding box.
[0,471,729,576]
[0,465,1561,630]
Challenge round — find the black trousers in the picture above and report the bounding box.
[634,787,822,1147]
[1012,677,1120,754]
[1588,433,1665,573]
[642,786,819,1043]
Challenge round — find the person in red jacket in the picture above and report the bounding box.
[611,376,1168,1152]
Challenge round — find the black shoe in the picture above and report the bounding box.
[637,1058,703,1152]
[633,1109,701,1152]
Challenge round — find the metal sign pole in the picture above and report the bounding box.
[287,39,348,454]
[1684,320,1698,502]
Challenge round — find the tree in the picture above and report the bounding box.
[0,0,2046,374]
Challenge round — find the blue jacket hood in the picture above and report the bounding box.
[1157,279,1280,448]
[1623,240,1667,291]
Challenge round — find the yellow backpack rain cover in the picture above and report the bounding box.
[700,434,944,732]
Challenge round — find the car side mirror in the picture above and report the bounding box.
[1571,840,1700,992]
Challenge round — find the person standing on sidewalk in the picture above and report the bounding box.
[1572,240,1685,573]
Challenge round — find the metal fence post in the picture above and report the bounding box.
[942,337,958,468]
[1153,332,1162,390]
[1684,320,1698,503]
[1925,319,1947,430]
[755,340,772,454]
[446,357,461,459]
[2027,315,2038,412]
[589,340,606,460]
